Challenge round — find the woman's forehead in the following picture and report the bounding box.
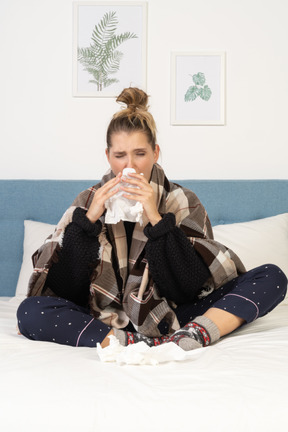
[110,131,151,150]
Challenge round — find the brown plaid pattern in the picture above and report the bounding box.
[28,164,245,337]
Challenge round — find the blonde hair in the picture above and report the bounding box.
[106,87,157,151]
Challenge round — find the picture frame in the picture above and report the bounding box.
[171,52,226,125]
[73,1,147,97]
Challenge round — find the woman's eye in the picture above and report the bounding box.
[137,153,145,157]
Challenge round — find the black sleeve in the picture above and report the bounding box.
[144,213,210,305]
[43,207,102,307]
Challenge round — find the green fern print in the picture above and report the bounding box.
[78,11,138,91]
[184,73,212,102]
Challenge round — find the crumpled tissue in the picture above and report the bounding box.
[105,168,143,225]
[96,336,197,366]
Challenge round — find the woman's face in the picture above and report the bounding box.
[106,131,159,181]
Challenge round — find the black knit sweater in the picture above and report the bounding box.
[44,208,210,307]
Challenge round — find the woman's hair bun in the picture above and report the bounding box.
[107,87,157,150]
[116,87,148,111]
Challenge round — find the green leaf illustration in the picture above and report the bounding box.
[199,85,212,101]
[192,72,206,86]
[184,72,212,103]
[78,11,138,91]
[185,86,200,102]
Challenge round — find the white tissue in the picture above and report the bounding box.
[105,168,143,225]
[96,336,198,366]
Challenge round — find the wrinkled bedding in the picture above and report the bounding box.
[1,296,288,432]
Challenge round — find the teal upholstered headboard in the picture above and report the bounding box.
[1,179,288,296]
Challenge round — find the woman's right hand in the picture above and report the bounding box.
[86,173,121,223]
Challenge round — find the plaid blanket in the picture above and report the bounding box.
[28,164,245,336]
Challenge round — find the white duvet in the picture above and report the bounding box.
[1,296,288,432]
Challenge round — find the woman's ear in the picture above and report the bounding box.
[154,144,160,163]
[105,148,110,163]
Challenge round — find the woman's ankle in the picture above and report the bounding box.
[100,329,115,347]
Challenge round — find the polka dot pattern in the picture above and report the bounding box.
[17,296,111,347]
[16,264,287,346]
[175,264,287,327]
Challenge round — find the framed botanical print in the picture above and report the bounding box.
[73,2,147,97]
[171,52,226,125]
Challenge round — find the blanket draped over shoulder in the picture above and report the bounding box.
[28,164,246,336]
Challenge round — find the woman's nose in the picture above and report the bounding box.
[126,156,134,169]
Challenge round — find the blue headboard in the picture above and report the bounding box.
[1,179,288,296]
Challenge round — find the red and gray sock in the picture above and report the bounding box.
[113,328,170,347]
[168,316,220,351]
[114,316,220,351]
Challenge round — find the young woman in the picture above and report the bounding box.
[17,88,287,351]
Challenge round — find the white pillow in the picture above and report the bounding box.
[213,213,288,303]
[15,220,56,298]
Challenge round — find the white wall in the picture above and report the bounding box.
[0,0,287,180]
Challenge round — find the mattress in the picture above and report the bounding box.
[1,296,288,432]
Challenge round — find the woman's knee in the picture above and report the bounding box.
[17,296,49,339]
[17,296,40,318]
[251,263,286,282]
[16,296,58,340]
[262,263,287,290]
[252,263,287,305]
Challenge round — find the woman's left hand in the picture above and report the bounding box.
[120,173,162,226]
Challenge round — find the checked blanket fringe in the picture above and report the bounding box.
[28,164,245,337]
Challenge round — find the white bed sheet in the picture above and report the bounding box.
[1,296,288,432]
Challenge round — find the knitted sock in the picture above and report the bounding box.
[113,328,170,347]
[168,316,220,351]
[113,316,220,350]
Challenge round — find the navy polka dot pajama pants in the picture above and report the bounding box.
[17,264,287,348]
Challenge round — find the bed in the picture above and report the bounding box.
[1,179,288,432]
